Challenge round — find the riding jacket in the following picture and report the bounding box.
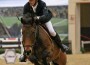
[22,0,52,24]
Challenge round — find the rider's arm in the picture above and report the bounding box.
[23,2,30,14]
[21,3,33,24]
[35,2,53,24]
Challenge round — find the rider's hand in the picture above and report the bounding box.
[34,16,40,21]
[21,13,33,24]
[21,17,32,24]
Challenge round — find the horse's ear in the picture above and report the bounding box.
[21,17,25,24]
[48,10,53,17]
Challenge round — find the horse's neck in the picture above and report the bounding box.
[38,25,53,47]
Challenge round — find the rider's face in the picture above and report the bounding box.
[29,0,37,6]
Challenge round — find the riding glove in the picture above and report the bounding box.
[21,17,32,24]
[33,16,40,24]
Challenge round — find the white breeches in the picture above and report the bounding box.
[45,21,56,36]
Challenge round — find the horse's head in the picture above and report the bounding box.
[21,12,36,50]
[22,23,37,51]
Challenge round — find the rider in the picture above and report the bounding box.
[21,0,68,53]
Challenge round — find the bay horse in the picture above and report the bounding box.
[21,22,67,65]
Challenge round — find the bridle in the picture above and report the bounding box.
[23,23,39,49]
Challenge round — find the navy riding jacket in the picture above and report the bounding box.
[23,0,52,24]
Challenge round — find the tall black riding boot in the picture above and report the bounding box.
[51,33,66,52]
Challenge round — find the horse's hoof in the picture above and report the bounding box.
[19,55,26,62]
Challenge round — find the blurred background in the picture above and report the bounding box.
[0,0,69,54]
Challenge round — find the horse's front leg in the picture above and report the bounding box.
[42,57,50,65]
[29,55,41,65]
[41,50,50,65]
[34,62,40,65]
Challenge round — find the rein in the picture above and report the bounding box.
[33,25,39,47]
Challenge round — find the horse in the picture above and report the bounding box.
[21,21,67,65]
